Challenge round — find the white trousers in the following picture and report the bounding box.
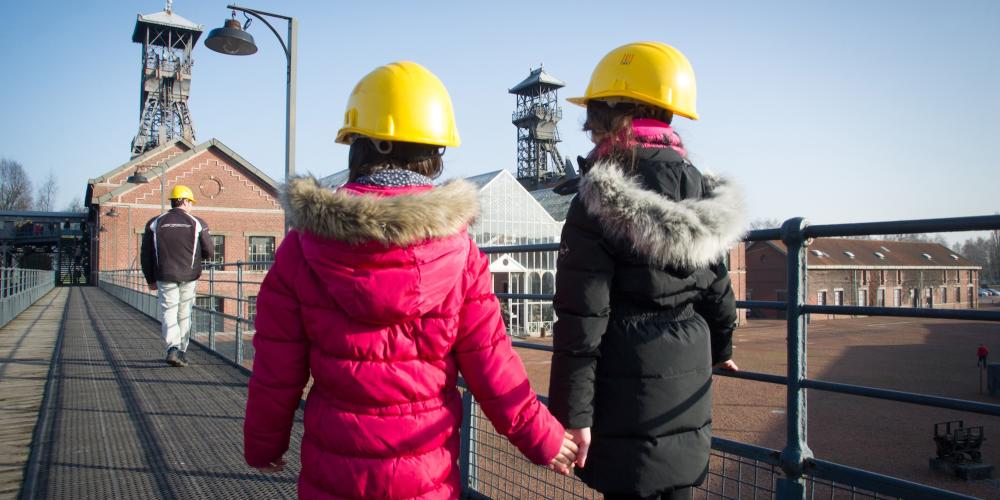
[157,280,197,353]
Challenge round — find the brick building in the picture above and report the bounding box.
[87,137,284,322]
[746,239,980,319]
[83,4,284,327]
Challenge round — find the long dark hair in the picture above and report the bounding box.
[583,100,679,169]
[347,138,444,182]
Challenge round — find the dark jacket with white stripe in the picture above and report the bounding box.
[141,208,214,285]
[549,147,745,496]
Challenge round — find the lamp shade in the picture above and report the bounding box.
[126,173,149,184]
[204,18,258,56]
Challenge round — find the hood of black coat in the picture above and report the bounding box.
[577,149,745,270]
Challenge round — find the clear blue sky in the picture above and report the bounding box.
[1,1,997,243]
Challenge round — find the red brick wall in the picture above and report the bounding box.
[745,242,787,318]
[93,146,284,289]
[729,243,748,325]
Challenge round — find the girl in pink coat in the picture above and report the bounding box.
[243,61,576,499]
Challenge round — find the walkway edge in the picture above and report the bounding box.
[17,288,71,500]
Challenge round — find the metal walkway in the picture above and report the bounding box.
[20,287,302,499]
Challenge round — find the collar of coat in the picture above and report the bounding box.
[282,176,479,246]
[577,160,746,270]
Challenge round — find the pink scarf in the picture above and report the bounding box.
[595,118,687,158]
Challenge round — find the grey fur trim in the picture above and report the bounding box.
[282,176,479,245]
[578,161,745,269]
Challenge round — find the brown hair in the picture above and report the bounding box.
[583,100,677,168]
[347,138,444,182]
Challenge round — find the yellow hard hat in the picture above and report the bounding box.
[568,41,699,120]
[335,61,460,147]
[169,185,196,203]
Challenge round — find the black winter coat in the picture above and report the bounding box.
[549,148,744,496]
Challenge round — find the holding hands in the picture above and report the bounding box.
[548,432,580,475]
[566,428,591,468]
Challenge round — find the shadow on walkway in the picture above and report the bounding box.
[22,287,302,499]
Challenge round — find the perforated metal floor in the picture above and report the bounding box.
[22,287,302,499]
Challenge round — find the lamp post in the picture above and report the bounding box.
[126,163,167,213]
[204,5,297,232]
[105,208,119,270]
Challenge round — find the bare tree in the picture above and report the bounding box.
[35,170,58,211]
[749,218,782,231]
[956,232,1000,284]
[988,228,1000,284]
[878,233,949,246]
[0,158,33,210]
[62,195,86,213]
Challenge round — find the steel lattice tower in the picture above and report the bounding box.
[509,67,567,189]
[130,1,204,157]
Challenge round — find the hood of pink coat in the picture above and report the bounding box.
[283,177,480,324]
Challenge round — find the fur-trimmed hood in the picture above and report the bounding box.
[578,160,745,270]
[280,176,481,324]
[282,176,479,246]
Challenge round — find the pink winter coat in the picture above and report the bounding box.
[244,177,565,499]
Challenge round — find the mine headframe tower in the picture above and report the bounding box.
[130,1,204,157]
[509,66,569,190]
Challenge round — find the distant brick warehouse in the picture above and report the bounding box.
[746,239,980,320]
[86,137,284,322]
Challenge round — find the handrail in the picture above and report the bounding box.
[480,213,999,499]
[0,268,56,328]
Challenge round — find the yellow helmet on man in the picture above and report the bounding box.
[336,61,460,147]
[169,185,196,203]
[568,41,699,120]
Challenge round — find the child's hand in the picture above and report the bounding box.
[547,432,579,475]
[714,359,739,371]
[256,458,286,473]
[566,427,591,468]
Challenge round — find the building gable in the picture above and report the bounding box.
[92,139,280,210]
[88,139,195,203]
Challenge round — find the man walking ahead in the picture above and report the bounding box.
[141,185,214,367]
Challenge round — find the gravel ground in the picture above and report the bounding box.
[515,297,1000,499]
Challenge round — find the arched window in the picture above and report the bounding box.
[542,272,555,295]
[529,273,541,294]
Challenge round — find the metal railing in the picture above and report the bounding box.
[0,267,56,328]
[472,215,998,499]
[97,214,1000,499]
[99,261,270,371]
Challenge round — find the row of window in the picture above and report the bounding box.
[202,235,276,269]
[858,269,974,286]
[816,286,975,308]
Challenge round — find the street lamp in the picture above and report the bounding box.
[205,5,297,232]
[126,164,167,212]
[104,208,119,270]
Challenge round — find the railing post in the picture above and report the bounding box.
[778,217,814,499]
[209,264,216,351]
[236,260,244,365]
[459,390,478,495]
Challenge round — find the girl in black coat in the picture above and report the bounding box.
[549,41,745,500]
